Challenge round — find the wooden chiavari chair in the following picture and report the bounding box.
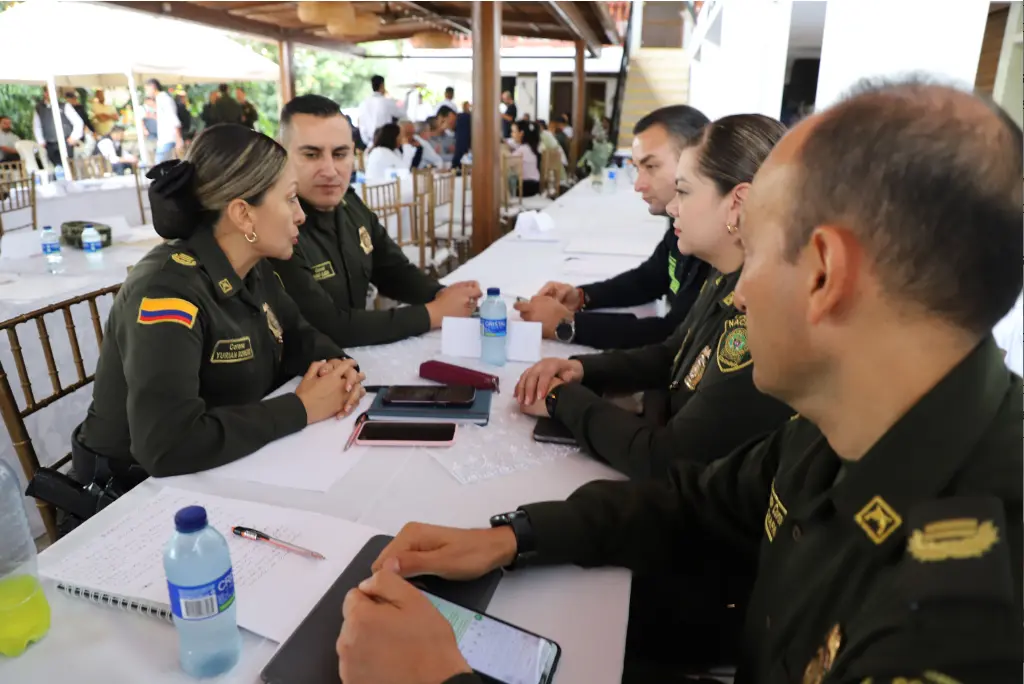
[0,284,121,541]
[540,148,563,198]
[354,149,365,173]
[460,163,472,238]
[70,156,113,181]
[0,161,37,242]
[501,154,525,213]
[362,178,429,269]
[431,170,464,269]
[133,163,152,225]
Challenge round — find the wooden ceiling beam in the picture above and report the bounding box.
[541,1,602,56]
[399,1,472,35]
[100,1,365,56]
[592,1,622,45]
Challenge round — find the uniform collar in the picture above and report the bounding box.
[186,228,243,300]
[829,337,1011,548]
[715,268,742,309]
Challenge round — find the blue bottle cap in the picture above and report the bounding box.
[174,505,208,533]
[487,287,500,296]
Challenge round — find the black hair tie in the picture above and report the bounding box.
[147,160,205,240]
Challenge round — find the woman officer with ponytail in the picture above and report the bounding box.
[74,124,365,485]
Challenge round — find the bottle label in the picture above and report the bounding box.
[42,243,61,255]
[481,318,507,338]
[84,242,100,253]
[167,567,236,621]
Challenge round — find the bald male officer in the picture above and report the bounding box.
[272,94,481,347]
[334,80,1024,684]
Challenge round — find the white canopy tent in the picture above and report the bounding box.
[0,0,279,168]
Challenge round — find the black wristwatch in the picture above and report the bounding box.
[489,509,537,569]
[545,383,565,417]
[554,317,576,343]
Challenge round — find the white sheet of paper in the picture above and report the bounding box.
[563,236,653,258]
[40,488,381,643]
[441,318,541,362]
[200,380,374,492]
[560,255,642,277]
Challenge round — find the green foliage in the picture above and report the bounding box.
[0,84,38,139]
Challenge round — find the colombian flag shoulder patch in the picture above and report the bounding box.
[137,297,198,329]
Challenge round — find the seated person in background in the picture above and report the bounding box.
[76,124,363,487]
[451,107,471,170]
[536,119,567,171]
[0,115,20,162]
[515,114,794,481]
[507,119,541,197]
[273,95,481,347]
[93,125,136,174]
[517,105,711,349]
[89,89,119,138]
[336,79,1024,684]
[366,123,412,181]
[400,119,442,169]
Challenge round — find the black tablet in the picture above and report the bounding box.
[261,534,503,684]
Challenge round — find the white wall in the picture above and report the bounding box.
[687,0,793,120]
[814,0,989,110]
[515,75,538,119]
[993,1,1024,128]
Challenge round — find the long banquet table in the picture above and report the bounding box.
[2,179,668,684]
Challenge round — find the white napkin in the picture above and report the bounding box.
[514,211,558,242]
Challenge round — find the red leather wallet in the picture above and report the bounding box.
[419,361,500,393]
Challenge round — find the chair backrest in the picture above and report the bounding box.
[432,171,456,243]
[0,165,37,238]
[540,148,563,197]
[361,178,412,245]
[70,156,113,181]
[15,141,42,175]
[501,154,524,211]
[411,168,433,199]
[460,163,472,237]
[133,163,152,225]
[0,284,121,540]
[354,149,365,173]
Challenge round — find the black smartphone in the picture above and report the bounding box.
[422,591,561,684]
[532,417,578,447]
[355,421,457,446]
[382,384,477,407]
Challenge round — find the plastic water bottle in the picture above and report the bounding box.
[53,165,65,186]
[81,224,103,269]
[605,167,617,194]
[480,287,507,367]
[40,226,64,274]
[163,506,241,678]
[0,460,51,657]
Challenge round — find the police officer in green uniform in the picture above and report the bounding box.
[271,94,482,348]
[516,105,712,350]
[330,81,1024,684]
[74,124,365,485]
[515,114,794,482]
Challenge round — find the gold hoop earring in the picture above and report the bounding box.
[726,223,738,235]
[245,230,258,244]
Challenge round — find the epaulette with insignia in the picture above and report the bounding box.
[903,496,1013,607]
[170,252,197,267]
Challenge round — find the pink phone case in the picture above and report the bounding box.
[353,422,457,448]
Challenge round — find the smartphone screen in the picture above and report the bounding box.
[356,422,457,442]
[383,385,476,406]
[424,592,560,684]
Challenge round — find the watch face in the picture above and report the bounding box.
[555,320,573,342]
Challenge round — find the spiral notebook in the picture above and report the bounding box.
[40,487,381,643]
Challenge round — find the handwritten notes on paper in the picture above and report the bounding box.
[40,488,381,643]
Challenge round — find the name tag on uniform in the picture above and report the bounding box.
[210,337,254,363]
[312,261,337,281]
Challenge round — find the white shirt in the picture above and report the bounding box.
[435,99,457,115]
[404,135,443,169]
[32,102,84,146]
[993,292,1023,377]
[358,93,405,148]
[0,129,19,151]
[365,146,407,182]
[155,91,181,146]
[96,138,122,165]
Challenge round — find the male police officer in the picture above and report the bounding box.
[335,80,1024,684]
[274,95,481,347]
[515,105,712,349]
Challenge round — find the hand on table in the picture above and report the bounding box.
[337,566,472,684]
[514,296,572,339]
[515,358,584,412]
[296,358,365,424]
[372,522,517,580]
[536,281,580,310]
[426,281,482,329]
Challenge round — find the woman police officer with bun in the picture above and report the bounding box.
[72,124,365,488]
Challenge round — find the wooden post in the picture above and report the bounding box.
[570,39,586,177]
[471,0,502,254]
[278,39,295,108]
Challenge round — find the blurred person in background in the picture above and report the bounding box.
[144,79,182,163]
[90,89,119,137]
[33,87,83,167]
[237,87,259,130]
[0,116,21,162]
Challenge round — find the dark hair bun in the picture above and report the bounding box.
[147,161,204,240]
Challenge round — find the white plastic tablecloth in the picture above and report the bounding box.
[2,180,660,684]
